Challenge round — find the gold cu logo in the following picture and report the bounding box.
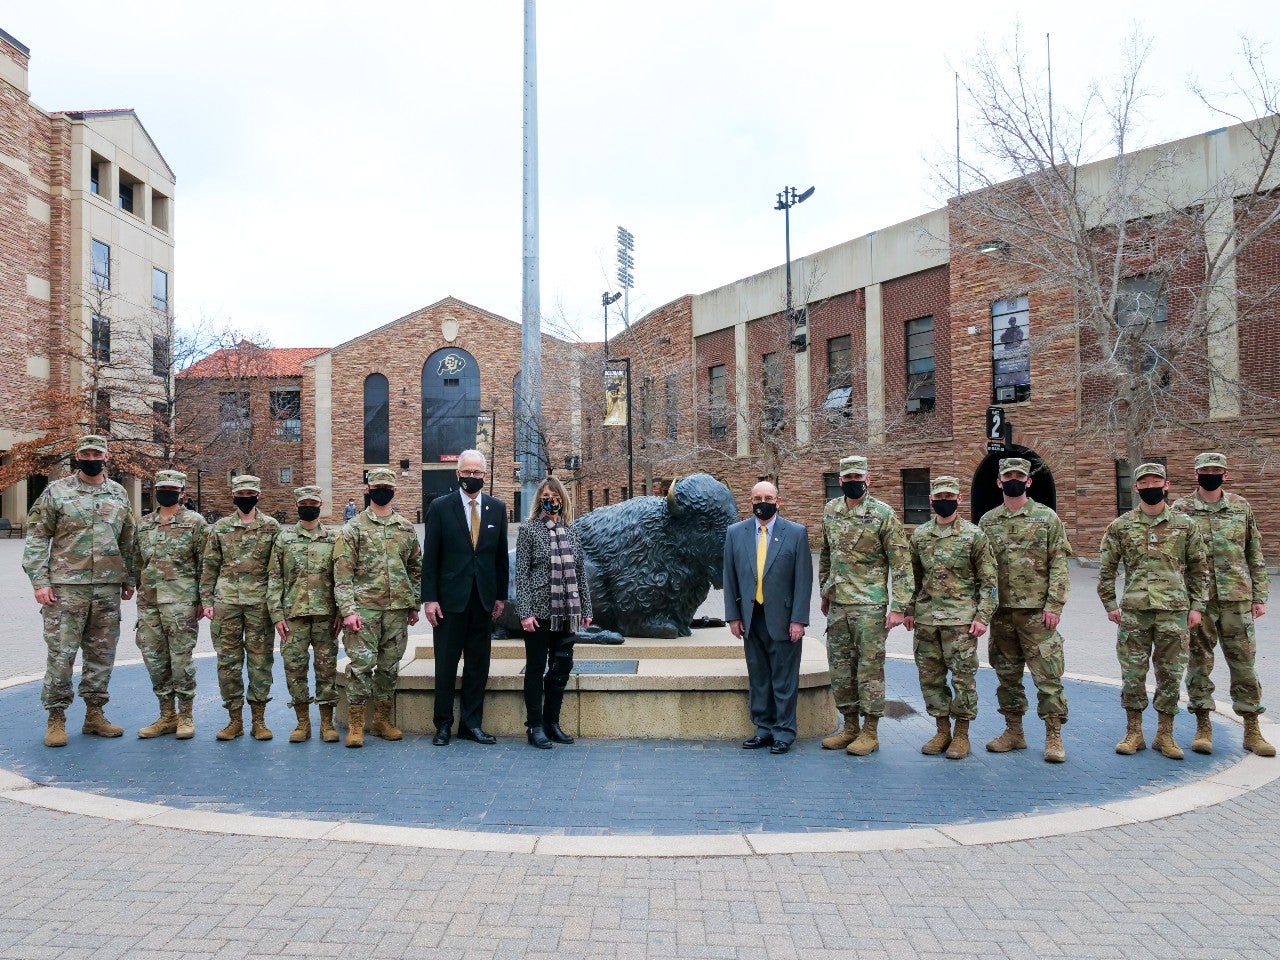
[437,354,466,376]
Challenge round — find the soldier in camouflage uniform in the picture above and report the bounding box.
[268,486,341,744]
[1172,452,1274,757]
[22,435,136,747]
[978,457,1073,763]
[200,475,281,741]
[132,469,206,740]
[904,475,998,760]
[819,455,913,756]
[1098,462,1209,760]
[333,467,422,748]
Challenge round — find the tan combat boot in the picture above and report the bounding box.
[847,716,879,756]
[1152,711,1184,760]
[945,719,971,759]
[1043,717,1066,763]
[985,714,1027,753]
[346,703,365,748]
[921,717,952,755]
[318,704,339,743]
[138,697,178,739]
[369,700,402,741]
[82,703,123,738]
[216,707,244,741]
[289,704,311,743]
[1191,709,1213,755]
[44,708,67,748]
[1243,713,1277,757]
[249,702,273,741]
[1115,709,1146,755]
[821,714,859,750]
[175,699,195,740]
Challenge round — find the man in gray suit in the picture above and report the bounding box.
[724,480,814,754]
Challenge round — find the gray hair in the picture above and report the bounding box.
[458,448,488,471]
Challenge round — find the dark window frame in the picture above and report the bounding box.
[152,268,169,313]
[152,335,169,377]
[762,351,783,433]
[271,389,302,444]
[905,316,935,411]
[902,468,931,525]
[707,364,728,439]
[91,239,110,290]
[362,374,390,463]
[91,314,110,363]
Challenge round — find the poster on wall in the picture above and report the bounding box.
[603,368,627,426]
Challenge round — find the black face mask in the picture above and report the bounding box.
[1001,479,1027,498]
[1198,474,1225,492]
[369,488,395,506]
[297,505,322,522]
[1137,487,1166,506]
[155,490,181,508]
[752,502,778,522]
[76,458,105,477]
[458,476,484,495]
[931,498,959,518]
[841,480,866,500]
[233,495,258,514]
[541,498,561,514]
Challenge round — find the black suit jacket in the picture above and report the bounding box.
[421,492,509,613]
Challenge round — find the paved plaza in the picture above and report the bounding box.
[0,535,1279,958]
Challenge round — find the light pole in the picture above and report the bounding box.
[774,185,815,351]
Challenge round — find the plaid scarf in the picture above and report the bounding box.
[546,517,583,632]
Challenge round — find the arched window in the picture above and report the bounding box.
[422,348,480,462]
[363,373,389,464]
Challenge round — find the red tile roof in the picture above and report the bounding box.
[180,343,327,379]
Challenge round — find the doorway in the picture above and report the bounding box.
[969,444,1056,522]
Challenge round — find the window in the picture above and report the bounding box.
[1115,457,1167,515]
[118,181,134,213]
[905,316,935,411]
[88,151,108,198]
[762,352,783,433]
[219,391,250,431]
[91,240,110,290]
[279,467,294,485]
[665,374,678,441]
[604,488,611,505]
[152,335,169,377]
[902,468,931,525]
[94,391,111,433]
[271,389,302,443]
[823,472,841,502]
[640,376,654,438]
[363,374,389,463]
[152,401,169,445]
[587,489,594,511]
[118,168,142,216]
[89,161,100,195]
[1117,275,1169,377]
[708,364,727,439]
[585,418,593,461]
[152,268,168,313]
[824,334,853,413]
[91,314,110,363]
[991,297,1030,403]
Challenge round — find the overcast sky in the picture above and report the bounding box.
[7,2,1279,350]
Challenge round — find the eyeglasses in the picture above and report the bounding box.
[458,470,485,478]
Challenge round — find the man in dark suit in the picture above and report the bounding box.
[422,449,509,745]
[723,480,813,754]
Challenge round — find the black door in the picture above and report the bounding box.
[970,445,1056,522]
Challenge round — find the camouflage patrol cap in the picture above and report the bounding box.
[1133,462,1166,481]
[839,455,868,477]
[930,475,961,496]
[75,434,108,454]
[366,467,398,488]
[154,469,186,489]
[998,457,1032,477]
[231,474,262,494]
[293,485,323,503]
[1195,452,1228,471]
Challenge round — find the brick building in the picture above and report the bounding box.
[0,28,176,519]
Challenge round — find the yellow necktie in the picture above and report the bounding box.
[469,498,480,549]
[755,524,767,604]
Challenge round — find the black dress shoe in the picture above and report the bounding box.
[769,741,793,754]
[432,724,451,746]
[545,723,575,744]
[742,734,775,749]
[458,726,497,745]
[526,725,553,749]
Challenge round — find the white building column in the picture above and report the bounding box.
[312,354,334,509]
[865,284,886,445]
[734,321,750,458]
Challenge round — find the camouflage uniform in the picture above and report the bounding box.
[268,521,340,707]
[1172,489,1269,716]
[333,505,423,705]
[133,501,206,705]
[820,492,912,719]
[200,504,281,711]
[907,513,998,721]
[979,499,1072,721]
[1098,502,1209,715]
[22,466,136,711]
